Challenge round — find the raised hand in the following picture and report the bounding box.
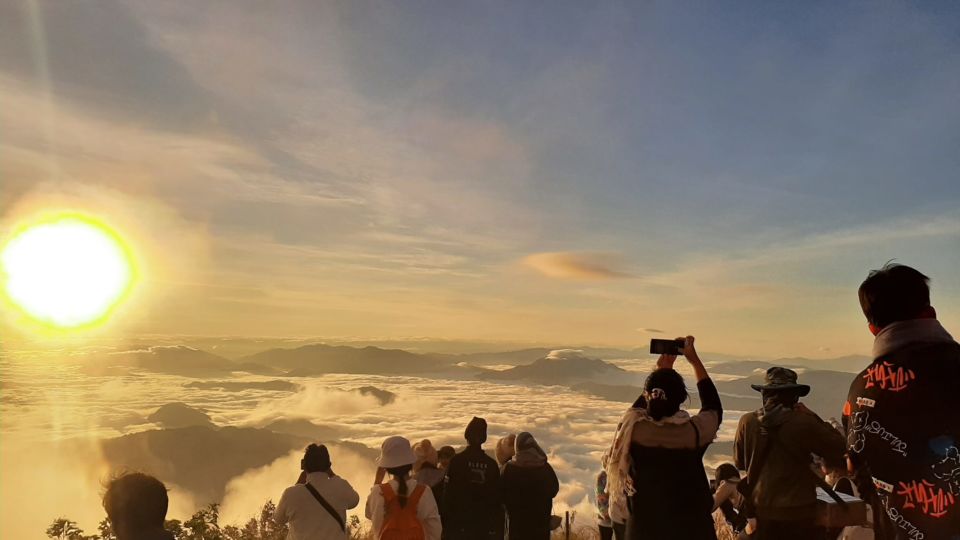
[656,354,678,370]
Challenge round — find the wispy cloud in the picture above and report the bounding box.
[522,252,631,280]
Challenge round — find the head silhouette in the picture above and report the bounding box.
[301,443,332,473]
[643,368,688,421]
[714,463,740,484]
[465,416,488,446]
[859,263,933,332]
[103,472,168,540]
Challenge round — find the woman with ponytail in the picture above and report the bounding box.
[604,336,722,540]
[366,436,442,540]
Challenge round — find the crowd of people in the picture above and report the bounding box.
[96,264,958,540]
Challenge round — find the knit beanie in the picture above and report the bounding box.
[465,416,487,445]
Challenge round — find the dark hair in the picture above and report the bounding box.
[859,263,931,329]
[302,444,331,473]
[103,472,168,535]
[386,464,414,508]
[715,463,740,484]
[438,446,455,461]
[643,368,688,421]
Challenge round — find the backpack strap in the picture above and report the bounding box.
[691,421,701,448]
[380,483,397,504]
[304,482,346,532]
[407,484,427,508]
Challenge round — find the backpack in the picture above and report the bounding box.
[379,482,427,540]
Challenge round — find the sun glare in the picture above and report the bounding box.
[0,214,136,329]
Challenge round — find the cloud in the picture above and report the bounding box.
[522,252,630,280]
[545,349,589,361]
[637,328,663,334]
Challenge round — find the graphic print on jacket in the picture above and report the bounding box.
[844,340,960,540]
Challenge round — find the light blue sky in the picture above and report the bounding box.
[1,1,958,355]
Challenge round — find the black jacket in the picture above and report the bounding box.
[501,461,559,540]
[442,445,501,539]
[627,378,723,540]
[844,338,960,540]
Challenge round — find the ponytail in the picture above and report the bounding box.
[386,464,413,508]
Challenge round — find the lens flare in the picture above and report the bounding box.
[0,213,136,329]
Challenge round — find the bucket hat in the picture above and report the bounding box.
[750,366,810,396]
[376,436,417,469]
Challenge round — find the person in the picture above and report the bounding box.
[843,264,960,539]
[606,336,722,540]
[366,436,442,540]
[438,446,455,471]
[442,417,501,539]
[414,439,446,489]
[711,463,748,535]
[734,367,846,540]
[597,458,614,540]
[102,472,174,540]
[496,433,517,469]
[435,445,456,529]
[275,444,360,539]
[500,432,560,540]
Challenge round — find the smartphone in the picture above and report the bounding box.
[650,338,685,356]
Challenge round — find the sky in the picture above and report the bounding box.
[1,0,958,357]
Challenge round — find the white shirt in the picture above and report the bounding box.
[364,478,442,540]
[275,472,360,540]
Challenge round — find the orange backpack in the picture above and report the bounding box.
[379,482,427,540]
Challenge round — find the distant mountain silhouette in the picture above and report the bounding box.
[147,402,214,429]
[100,425,307,503]
[478,350,632,385]
[261,418,343,440]
[452,346,647,366]
[83,346,272,377]
[772,355,870,374]
[355,385,397,405]
[184,380,298,392]
[242,344,451,375]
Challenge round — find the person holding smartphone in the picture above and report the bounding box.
[605,336,723,540]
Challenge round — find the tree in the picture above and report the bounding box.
[182,503,224,540]
[97,518,117,540]
[46,518,97,540]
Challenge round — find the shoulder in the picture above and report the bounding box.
[332,476,356,491]
[280,484,302,498]
[737,410,759,427]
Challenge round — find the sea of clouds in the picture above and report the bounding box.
[0,349,747,539]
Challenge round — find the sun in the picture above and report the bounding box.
[0,213,136,329]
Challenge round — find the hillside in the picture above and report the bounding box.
[100,425,307,503]
[80,346,272,377]
[241,344,452,375]
[479,350,632,385]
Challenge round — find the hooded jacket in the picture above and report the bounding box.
[734,404,846,521]
[500,433,559,540]
[843,319,960,540]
